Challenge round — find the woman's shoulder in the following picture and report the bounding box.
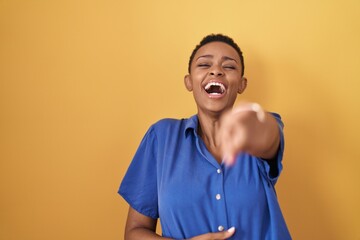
[152,117,186,129]
[149,116,196,134]
[155,117,182,125]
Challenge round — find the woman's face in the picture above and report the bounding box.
[185,41,247,115]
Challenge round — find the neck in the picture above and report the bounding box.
[197,111,223,162]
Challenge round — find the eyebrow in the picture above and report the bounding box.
[196,55,238,63]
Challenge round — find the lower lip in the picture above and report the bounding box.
[206,91,226,99]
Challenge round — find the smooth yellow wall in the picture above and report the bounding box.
[1,0,359,239]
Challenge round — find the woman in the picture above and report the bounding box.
[119,34,291,239]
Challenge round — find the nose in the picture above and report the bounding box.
[210,65,223,76]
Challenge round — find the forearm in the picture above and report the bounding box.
[246,112,280,159]
[126,227,173,240]
[125,207,173,240]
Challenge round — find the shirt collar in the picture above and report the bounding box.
[184,114,199,137]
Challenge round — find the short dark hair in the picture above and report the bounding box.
[188,34,245,76]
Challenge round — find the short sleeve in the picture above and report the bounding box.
[260,112,285,185]
[118,127,159,219]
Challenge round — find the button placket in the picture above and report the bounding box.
[214,165,228,233]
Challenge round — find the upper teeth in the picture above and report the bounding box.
[204,82,226,93]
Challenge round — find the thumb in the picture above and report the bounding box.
[209,227,236,239]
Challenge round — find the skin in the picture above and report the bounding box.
[124,41,280,239]
[125,207,235,239]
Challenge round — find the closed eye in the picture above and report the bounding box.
[223,65,236,70]
[198,63,211,68]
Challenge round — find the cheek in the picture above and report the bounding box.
[228,78,241,89]
[190,73,206,87]
[191,70,206,79]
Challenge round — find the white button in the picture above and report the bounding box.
[216,194,221,200]
[217,169,221,174]
[218,225,224,231]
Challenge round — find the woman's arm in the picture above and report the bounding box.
[125,207,236,240]
[219,103,280,165]
[125,206,172,240]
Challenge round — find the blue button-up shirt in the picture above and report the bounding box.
[119,114,291,239]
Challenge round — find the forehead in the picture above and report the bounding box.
[194,41,240,62]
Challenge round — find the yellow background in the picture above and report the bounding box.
[1,0,359,239]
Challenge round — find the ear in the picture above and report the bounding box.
[184,74,193,91]
[237,77,247,94]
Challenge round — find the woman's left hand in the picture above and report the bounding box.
[219,102,279,165]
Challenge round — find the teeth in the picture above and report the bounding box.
[204,82,226,93]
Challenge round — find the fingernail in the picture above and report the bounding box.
[256,110,266,122]
[251,103,265,122]
[227,227,235,233]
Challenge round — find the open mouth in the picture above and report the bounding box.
[204,82,226,96]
